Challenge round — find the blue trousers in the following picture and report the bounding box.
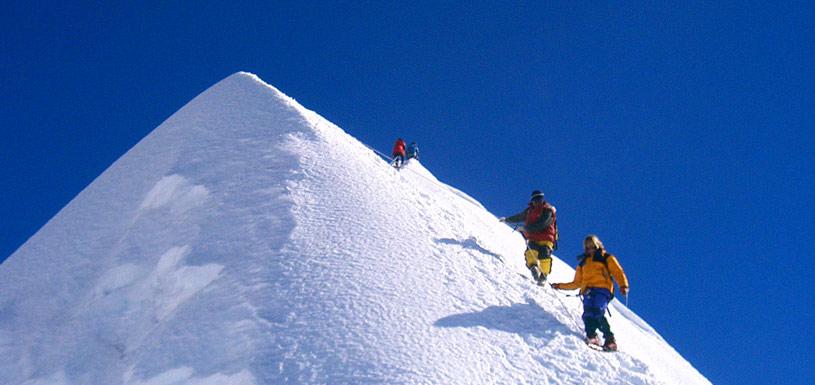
[582,288,614,339]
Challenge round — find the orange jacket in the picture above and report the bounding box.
[559,250,629,295]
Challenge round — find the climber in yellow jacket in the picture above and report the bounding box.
[551,234,629,351]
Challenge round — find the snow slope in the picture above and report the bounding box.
[0,72,710,385]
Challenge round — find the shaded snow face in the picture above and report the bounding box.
[139,175,210,213]
[94,245,223,324]
[0,72,709,385]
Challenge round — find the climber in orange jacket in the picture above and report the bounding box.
[551,234,629,351]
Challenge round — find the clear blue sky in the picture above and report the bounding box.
[2,2,813,384]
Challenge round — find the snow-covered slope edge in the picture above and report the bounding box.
[0,72,709,385]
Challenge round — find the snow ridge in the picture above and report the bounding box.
[0,72,709,385]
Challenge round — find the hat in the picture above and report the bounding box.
[530,190,545,201]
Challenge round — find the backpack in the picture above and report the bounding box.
[578,250,616,299]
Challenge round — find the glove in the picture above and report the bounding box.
[620,287,629,296]
[550,283,562,290]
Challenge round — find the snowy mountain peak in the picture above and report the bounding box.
[0,73,709,385]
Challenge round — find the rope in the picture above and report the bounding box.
[547,286,583,332]
[365,144,395,163]
[362,142,467,201]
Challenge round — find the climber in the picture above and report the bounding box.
[551,234,630,352]
[406,141,419,161]
[392,138,406,168]
[499,190,558,285]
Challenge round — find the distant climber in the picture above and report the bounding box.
[551,234,630,352]
[392,138,406,168]
[406,141,419,161]
[499,190,558,285]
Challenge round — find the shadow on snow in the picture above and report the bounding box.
[435,237,506,263]
[434,299,575,340]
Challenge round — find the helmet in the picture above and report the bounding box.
[530,190,545,202]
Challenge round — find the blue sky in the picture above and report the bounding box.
[2,2,813,384]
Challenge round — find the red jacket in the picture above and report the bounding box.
[506,202,557,243]
[392,139,406,156]
[525,203,557,243]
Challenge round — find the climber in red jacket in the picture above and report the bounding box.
[392,138,406,168]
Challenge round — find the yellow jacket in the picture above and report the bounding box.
[559,250,629,295]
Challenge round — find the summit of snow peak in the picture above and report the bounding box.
[0,73,709,385]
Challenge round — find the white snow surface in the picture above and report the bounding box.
[0,72,710,385]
